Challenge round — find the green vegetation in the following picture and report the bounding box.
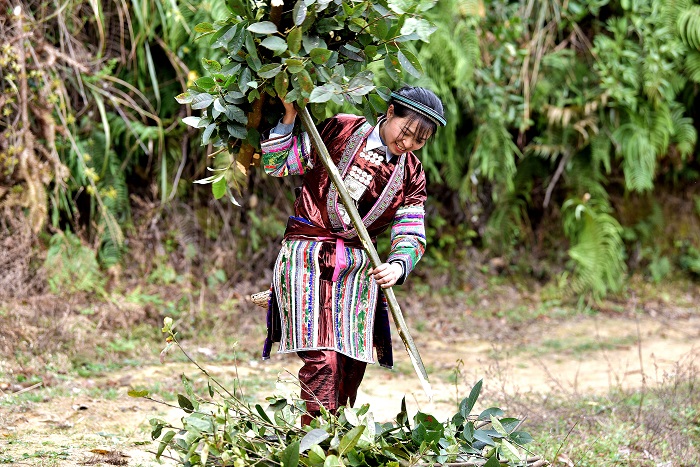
[132,324,540,467]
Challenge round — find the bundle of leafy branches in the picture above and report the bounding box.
[176,0,435,202]
[130,320,544,467]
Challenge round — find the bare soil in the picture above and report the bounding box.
[2,302,699,466]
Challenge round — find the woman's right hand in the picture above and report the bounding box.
[281,98,297,125]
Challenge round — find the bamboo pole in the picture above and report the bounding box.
[297,106,432,400]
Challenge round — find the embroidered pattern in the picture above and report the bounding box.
[334,153,407,240]
[272,239,378,363]
[331,246,377,361]
[325,124,408,238]
[327,123,373,230]
[273,240,321,349]
[387,205,426,276]
[262,132,312,177]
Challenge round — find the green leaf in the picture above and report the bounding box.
[202,58,222,73]
[460,379,482,417]
[397,49,422,78]
[484,456,501,467]
[281,441,300,467]
[368,94,387,113]
[293,0,307,26]
[462,421,475,443]
[478,407,504,421]
[344,408,360,426]
[340,44,364,62]
[239,67,252,92]
[275,70,290,98]
[285,58,305,74]
[224,90,245,104]
[255,404,272,424]
[288,27,303,54]
[490,415,508,436]
[309,84,338,103]
[258,63,283,79]
[297,70,314,95]
[347,75,374,96]
[194,22,215,34]
[376,86,391,101]
[156,430,175,460]
[150,421,164,440]
[246,127,261,149]
[177,394,195,413]
[362,97,375,125]
[473,429,497,446]
[175,91,193,104]
[226,0,248,16]
[212,25,238,49]
[261,36,288,53]
[384,54,401,82]
[303,34,326,53]
[509,431,534,445]
[245,31,259,61]
[246,54,262,72]
[184,414,212,433]
[212,176,226,200]
[195,77,216,89]
[310,48,333,64]
[212,98,226,119]
[128,390,149,398]
[323,455,341,467]
[502,439,521,459]
[225,105,248,124]
[308,445,326,464]
[300,429,330,452]
[227,124,247,139]
[247,21,277,34]
[191,93,214,110]
[227,26,245,55]
[339,425,365,456]
[202,123,216,145]
[182,116,201,128]
[364,45,378,59]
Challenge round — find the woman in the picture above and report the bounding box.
[261,86,445,425]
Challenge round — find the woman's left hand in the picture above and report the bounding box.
[370,262,403,288]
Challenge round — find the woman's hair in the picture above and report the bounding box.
[388,86,445,141]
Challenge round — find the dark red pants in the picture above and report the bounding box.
[298,350,367,423]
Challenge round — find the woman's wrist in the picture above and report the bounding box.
[281,111,297,125]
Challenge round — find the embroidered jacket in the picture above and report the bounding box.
[261,114,427,366]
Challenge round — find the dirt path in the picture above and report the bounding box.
[1,311,698,466]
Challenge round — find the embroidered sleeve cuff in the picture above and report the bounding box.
[390,260,407,286]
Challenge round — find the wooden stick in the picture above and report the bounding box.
[297,106,432,400]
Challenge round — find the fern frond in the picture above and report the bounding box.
[565,156,610,203]
[614,121,656,192]
[670,104,698,158]
[44,231,106,294]
[469,119,521,193]
[677,6,700,51]
[685,49,700,82]
[562,199,626,298]
[649,103,674,155]
[661,0,693,31]
[590,133,612,175]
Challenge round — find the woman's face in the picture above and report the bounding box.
[380,105,433,156]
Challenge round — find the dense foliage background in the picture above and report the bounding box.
[2,0,700,300]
